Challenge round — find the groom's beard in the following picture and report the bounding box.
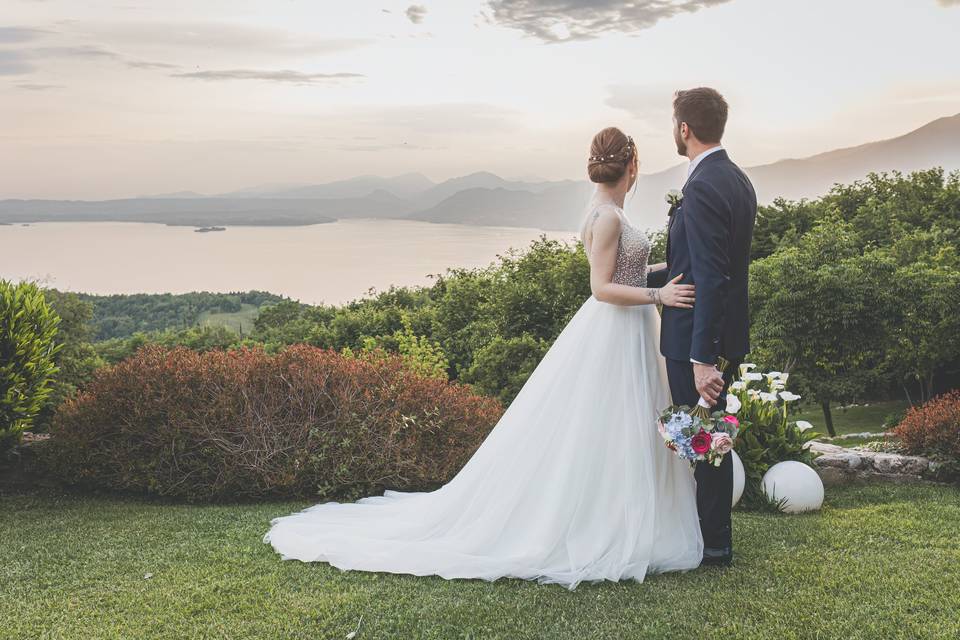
[674,132,687,156]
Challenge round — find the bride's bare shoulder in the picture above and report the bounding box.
[581,203,623,247]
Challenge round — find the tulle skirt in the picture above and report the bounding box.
[263,297,703,590]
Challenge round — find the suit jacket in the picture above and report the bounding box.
[648,149,756,364]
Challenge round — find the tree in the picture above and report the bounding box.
[887,255,960,403]
[749,221,896,435]
[35,290,105,429]
[462,334,551,405]
[751,197,826,260]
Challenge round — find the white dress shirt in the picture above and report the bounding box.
[686,145,724,366]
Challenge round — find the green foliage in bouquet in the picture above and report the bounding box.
[730,366,820,509]
[0,280,61,455]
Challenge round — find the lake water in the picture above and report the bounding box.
[0,220,577,305]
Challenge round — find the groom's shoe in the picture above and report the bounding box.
[700,547,733,567]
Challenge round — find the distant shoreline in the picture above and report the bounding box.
[0,218,580,236]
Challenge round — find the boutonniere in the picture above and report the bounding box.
[665,189,683,217]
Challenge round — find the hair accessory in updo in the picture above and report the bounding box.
[588,135,634,163]
[587,128,636,184]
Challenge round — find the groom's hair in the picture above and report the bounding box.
[673,88,728,144]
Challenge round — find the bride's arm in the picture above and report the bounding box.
[588,212,694,308]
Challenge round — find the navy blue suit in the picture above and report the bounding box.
[648,149,756,551]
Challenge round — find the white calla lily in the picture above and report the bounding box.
[779,391,801,402]
[795,420,814,432]
[759,391,778,403]
[743,372,763,381]
[724,394,741,415]
[738,363,757,377]
[730,380,746,391]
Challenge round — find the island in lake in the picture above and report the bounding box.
[195,226,226,233]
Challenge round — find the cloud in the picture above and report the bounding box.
[126,60,181,70]
[605,84,674,118]
[0,50,35,75]
[82,22,369,58]
[337,141,438,152]
[34,45,119,59]
[486,0,733,42]
[15,83,64,90]
[0,26,53,44]
[406,5,428,24]
[356,103,519,135]
[170,69,365,84]
[26,44,180,71]
[604,84,679,136]
[4,22,366,80]
[27,45,180,69]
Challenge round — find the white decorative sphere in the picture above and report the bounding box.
[731,450,745,508]
[761,461,824,513]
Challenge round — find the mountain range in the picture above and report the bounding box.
[2,113,958,232]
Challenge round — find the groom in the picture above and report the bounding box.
[648,87,757,567]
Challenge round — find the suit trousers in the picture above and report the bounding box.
[664,358,741,550]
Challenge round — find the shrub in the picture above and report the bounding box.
[894,391,960,462]
[0,281,61,455]
[462,334,550,405]
[43,345,502,501]
[353,320,449,381]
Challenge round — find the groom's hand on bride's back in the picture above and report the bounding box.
[693,362,724,405]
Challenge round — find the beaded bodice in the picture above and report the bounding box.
[585,203,650,288]
[612,216,650,287]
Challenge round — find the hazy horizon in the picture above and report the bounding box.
[3,0,960,200]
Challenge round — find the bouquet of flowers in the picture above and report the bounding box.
[657,357,744,467]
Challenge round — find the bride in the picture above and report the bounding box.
[263,127,703,589]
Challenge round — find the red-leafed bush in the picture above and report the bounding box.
[893,391,960,461]
[44,345,502,501]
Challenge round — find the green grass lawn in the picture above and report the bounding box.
[2,483,959,639]
[793,399,910,437]
[198,303,261,335]
[828,434,892,449]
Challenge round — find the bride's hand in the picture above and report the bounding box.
[658,274,695,309]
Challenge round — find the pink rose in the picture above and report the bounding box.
[691,429,712,455]
[711,432,734,456]
[722,415,739,429]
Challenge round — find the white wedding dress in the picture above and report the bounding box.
[263,203,703,590]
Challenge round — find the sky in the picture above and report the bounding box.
[3,0,960,199]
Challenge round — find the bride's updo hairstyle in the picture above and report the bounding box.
[587,127,636,184]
